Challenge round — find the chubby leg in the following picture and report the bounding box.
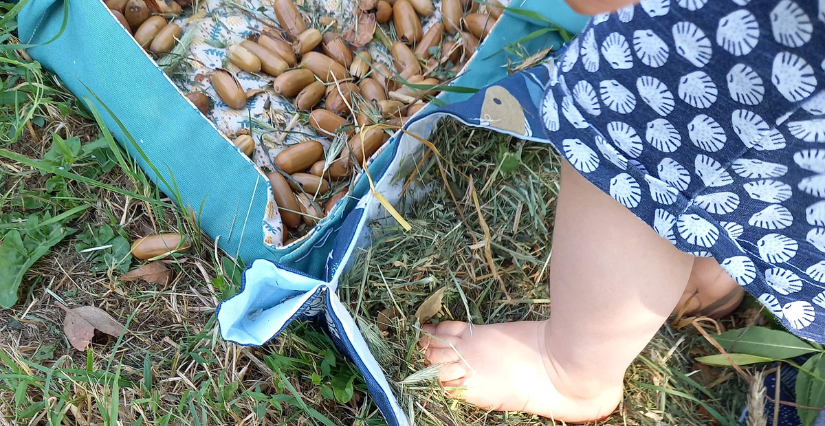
[421,160,695,422]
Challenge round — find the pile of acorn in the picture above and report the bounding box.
[105,0,501,241]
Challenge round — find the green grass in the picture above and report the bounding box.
[0,3,757,426]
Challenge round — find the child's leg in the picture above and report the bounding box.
[421,160,695,422]
[675,257,744,318]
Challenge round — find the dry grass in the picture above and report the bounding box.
[0,9,751,426]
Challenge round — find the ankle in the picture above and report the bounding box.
[537,321,624,403]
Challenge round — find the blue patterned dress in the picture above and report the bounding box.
[537,0,825,342]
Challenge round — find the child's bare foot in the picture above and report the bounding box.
[420,320,622,423]
[674,257,745,318]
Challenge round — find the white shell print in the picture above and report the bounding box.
[757,233,798,263]
[754,128,787,151]
[679,71,717,108]
[633,30,669,68]
[542,90,560,132]
[716,10,760,56]
[654,209,677,242]
[766,268,804,294]
[783,301,815,329]
[561,38,580,72]
[794,150,825,173]
[677,213,719,247]
[807,228,825,252]
[677,0,708,11]
[801,91,825,115]
[815,291,825,308]
[807,200,825,225]
[688,114,727,152]
[573,81,601,116]
[788,118,825,142]
[609,173,642,208]
[658,157,691,190]
[772,51,817,102]
[600,80,636,114]
[646,175,679,205]
[806,262,825,282]
[561,96,589,129]
[601,32,633,70]
[799,174,825,197]
[732,109,770,148]
[727,64,765,105]
[749,204,794,229]
[637,76,676,116]
[721,256,756,286]
[593,13,610,25]
[820,0,825,23]
[618,5,635,22]
[563,139,600,173]
[672,22,712,68]
[646,119,681,152]
[771,0,813,48]
[607,121,643,158]
[691,251,714,257]
[743,179,793,203]
[628,159,650,175]
[641,0,670,17]
[581,28,600,73]
[721,221,744,239]
[732,158,788,178]
[695,154,734,187]
[595,135,628,170]
[759,294,785,318]
[694,192,740,214]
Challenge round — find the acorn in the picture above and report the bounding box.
[112,11,132,34]
[302,52,350,83]
[309,109,349,137]
[296,192,324,226]
[464,13,496,40]
[376,1,392,23]
[186,92,210,115]
[322,33,353,68]
[294,81,326,110]
[134,15,166,47]
[441,40,460,64]
[240,40,289,76]
[348,127,388,163]
[124,0,150,31]
[441,0,462,34]
[325,82,360,115]
[274,140,324,174]
[131,233,190,260]
[372,63,394,92]
[106,0,129,12]
[414,22,443,59]
[391,41,420,74]
[258,34,297,67]
[378,100,405,118]
[273,0,307,39]
[359,78,387,103]
[233,135,255,156]
[407,101,426,116]
[487,0,503,19]
[288,173,330,195]
[407,0,434,16]
[393,0,422,43]
[272,69,315,97]
[460,31,479,57]
[266,172,302,228]
[350,51,372,79]
[293,28,322,55]
[149,23,181,54]
[211,69,246,110]
[227,44,262,73]
[155,0,182,15]
[325,187,349,215]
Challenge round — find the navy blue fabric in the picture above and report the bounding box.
[411,0,825,342]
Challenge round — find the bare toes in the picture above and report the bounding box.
[425,346,463,365]
[433,321,470,337]
[437,362,469,382]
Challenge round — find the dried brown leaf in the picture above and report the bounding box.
[359,0,378,11]
[120,261,173,285]
[246,89,267,99]
[56,302,126,351]
[415,287,446,324]
[343,12,376,47]
[377,306,398,332]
